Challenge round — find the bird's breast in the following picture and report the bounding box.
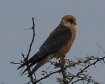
[54,36,75,59]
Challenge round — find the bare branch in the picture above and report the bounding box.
[27,17,36,59]
[34,70,61,84]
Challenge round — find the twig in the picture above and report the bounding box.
[24,17,36,84]
[27,17,36,59]
[68,56,105,83]
[33,70,61,84]
[60,64,68,84]
[97,43,105,54]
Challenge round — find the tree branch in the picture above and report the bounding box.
[34,70,61,84]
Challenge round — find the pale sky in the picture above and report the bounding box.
[0,1,105,84]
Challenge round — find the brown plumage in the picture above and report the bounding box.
[17,15,76,76]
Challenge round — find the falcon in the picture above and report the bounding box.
[17,15,76,76]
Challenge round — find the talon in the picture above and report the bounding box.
[60,59,66,65]
[60,54,66,65]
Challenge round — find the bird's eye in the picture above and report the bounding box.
[67,19,73,23]
[74,23,77,25]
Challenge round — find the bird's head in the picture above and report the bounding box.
[60,15,76,28]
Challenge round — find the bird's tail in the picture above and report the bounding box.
[17,53,40,72]
[28,54,54,77]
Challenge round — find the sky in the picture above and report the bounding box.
[0,1,105,84]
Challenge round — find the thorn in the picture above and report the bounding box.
[24,28,32,30]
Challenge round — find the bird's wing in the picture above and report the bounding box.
[17,25,72,75]
[39,25,72,56]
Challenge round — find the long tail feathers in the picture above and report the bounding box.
[21,61,36,75]
[28,54,54,77]
[17,53,54,76]
[17,53,40,72]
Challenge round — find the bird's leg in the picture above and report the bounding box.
[60,55,68,84]
[60,54,66,65]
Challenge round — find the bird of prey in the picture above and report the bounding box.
[17,15,76,76]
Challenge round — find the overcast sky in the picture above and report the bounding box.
[0,1,105,84]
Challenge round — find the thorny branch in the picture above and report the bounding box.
[32,56,105,84]
[60,64,67,84]
[11,17,38,84]
[33,70,61,84]
[27,17,36,59]
[68,56,105,84]
[23,17,36,84]
[12,17,36,84]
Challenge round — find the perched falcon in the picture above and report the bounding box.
[17,15,76,76]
